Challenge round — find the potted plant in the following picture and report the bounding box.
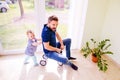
[81,38,113,72]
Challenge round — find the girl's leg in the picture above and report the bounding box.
[32,55,38,66]
[24,55,30,64]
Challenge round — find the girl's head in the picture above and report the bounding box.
[26,30,35,39]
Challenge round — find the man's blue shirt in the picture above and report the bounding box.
[41,24,56,53]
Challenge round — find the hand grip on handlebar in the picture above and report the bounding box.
[60,50,62,53]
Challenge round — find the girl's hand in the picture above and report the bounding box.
[37,39,42,45]
[38,41,42,45]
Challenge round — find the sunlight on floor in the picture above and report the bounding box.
[0,50,120,80]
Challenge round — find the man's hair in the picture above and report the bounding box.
[48,15,58,22]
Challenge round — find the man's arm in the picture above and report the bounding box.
[43,42,61,53]
[56,32,64,50]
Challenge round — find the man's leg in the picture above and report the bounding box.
[45,52,78,70]
[45,52,68,64]
[56,38,76,60]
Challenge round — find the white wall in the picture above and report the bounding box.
[81,0,120,64]
[81,0,109,46]
[101,0,120,64]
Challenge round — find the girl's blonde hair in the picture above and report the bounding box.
[26,30,35,37]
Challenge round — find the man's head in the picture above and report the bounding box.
[47,15,58,31]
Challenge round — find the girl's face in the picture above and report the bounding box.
[27,33,35,39]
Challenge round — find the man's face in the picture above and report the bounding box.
[48,20,58,31]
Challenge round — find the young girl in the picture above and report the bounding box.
[24,30,41,66]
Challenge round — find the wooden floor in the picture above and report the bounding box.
[0,50,120,80]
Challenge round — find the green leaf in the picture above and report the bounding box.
[83,54,88,58]
[91,38,96,44]
[104,44,111,50]
[81,38,113,72]
[102,51,113,55]
[103,63,108,72]
[105,39,110,41]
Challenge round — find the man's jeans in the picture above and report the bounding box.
[56,38,71,58]
[45,52,68,64]
[45,38,71,64]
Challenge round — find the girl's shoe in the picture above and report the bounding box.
[24,62,29,64]
[34,63,39,66]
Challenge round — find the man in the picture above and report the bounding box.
[41,15,78,70]
[56,38,76,60]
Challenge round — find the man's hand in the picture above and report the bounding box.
[56,48,62,53]
[60,45,64,50]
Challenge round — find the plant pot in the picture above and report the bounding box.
[92,54,98,63]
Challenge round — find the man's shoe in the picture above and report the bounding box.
[70,63,78,70]
[68,57,76,60]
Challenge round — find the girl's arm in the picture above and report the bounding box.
[32,38,42,46]
[32,42,39,46]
